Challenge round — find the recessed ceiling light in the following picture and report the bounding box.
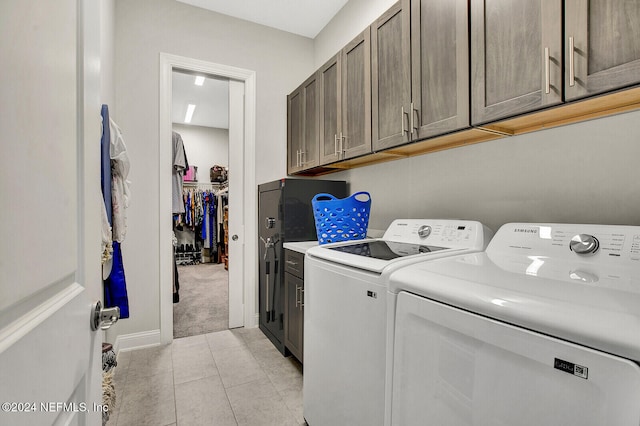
[185,104,196,123]
[194,76,205,86]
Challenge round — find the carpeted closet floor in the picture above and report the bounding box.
[174,262,229,338]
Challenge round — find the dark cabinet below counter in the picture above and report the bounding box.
[284,249,305,363]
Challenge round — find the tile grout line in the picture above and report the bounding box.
[206,332,241,426]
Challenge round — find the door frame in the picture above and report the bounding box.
[159,53,257,344]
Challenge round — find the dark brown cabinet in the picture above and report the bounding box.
[372,0,470,151]
[371,1,411,150]
[565,0,640,101]
[287,73,319,174]
[471,0,562,125]
[287,0,640,176]
[284,249,304,363]
[318,29,372,165]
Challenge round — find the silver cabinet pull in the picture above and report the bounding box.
[334,134,339,156]
[569,36,575,87]
[339,132,345,157]
[401,106,408,134]
[300,288,304,309]
[300,150,306,166]
[295,286,302,308]
[411,102,418,135]
[286,260,298,266]
[544,47,550,94]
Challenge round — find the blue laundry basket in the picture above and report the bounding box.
[312,192,371,245]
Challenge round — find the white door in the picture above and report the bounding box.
[0,1,103,425]
[228,80,245,328]
[391,292,640,426]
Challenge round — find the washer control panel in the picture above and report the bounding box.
[489,223,640,263]
[382,219,492,250]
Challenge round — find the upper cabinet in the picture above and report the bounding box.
[319,30,372,165]
[319,54,342,165]
[565,0,640,101]
[287,0,640,175]
[371,1,411,150]
[372,0,469,151]
[411,0,469,139]
[471,0,562,125]
[287,73,319,174]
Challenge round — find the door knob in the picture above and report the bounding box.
[232,234,239,241]
[91,300,120,331]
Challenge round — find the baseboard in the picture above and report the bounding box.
[113,329,162,353]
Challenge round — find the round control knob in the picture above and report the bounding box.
[569,234,599,255]
[417,225,432,239]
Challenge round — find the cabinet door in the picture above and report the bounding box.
[319,54,342,165]
[471,0,562,125]
[412,0,469,139]
[565,0,640,101]
[301,73,319,169]
[372,1,411,151]
[341,28,372,159]
[284,272,303,363]
[287,88,304,174]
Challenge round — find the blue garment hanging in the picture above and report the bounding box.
[104,241,130,319]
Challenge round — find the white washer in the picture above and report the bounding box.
[386,223,640,426]
[303,219,493,426]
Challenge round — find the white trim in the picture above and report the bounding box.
[113,329,162,353]
[159,53,258,345]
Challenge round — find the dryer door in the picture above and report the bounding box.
[391,292,640,426]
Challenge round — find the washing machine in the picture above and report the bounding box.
[303,219,493,426]
[386,223,640,426]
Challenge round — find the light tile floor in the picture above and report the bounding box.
[107,328,305,426]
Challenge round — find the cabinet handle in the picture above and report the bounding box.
[300,288,304,309]
[411,102,418,135]
[286,260,298,266]
[340,132,345,157]
[300,150,306,165]
[544,47,550,94]
[334,134,339,156]
[295,285,302,307]
[401,106,408,134]
[569,36,575,87]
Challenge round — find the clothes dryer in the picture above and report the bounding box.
[386,223,640,426]
[303,219,493,426]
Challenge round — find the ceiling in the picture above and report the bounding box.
[172,71,229,129]
[176,0,348,38]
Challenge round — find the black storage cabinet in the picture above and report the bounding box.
[258,178,347,355]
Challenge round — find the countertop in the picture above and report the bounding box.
[283,241,318,254]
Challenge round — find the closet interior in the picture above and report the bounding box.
[171,70,230,321]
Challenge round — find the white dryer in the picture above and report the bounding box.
[303,219,493,426]
[386,223,640,426]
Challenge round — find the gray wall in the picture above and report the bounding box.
[330,111,640,233]
[112,0,314,338]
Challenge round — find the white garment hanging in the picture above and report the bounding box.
[110,118,131,242]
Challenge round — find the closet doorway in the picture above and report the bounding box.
[172,70,230,338]
[159,54,257,345]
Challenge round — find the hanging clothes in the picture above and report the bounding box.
[101,110,130,319]
[104,241,130,318]
[172,131,187,214]
[110,118,131,243]
[201,191,217,253]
